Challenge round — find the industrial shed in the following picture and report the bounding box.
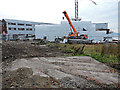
[118,1,120,42]
[0,20,2,34]
[0,20,2,40]
[1,19,49,40]
[35,20,112,43]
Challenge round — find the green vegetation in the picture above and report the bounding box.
[49,43,120,71]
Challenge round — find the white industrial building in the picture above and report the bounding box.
[0,20,2,40]
[0,19,114,43]
[35,20,112,43]
[118,1,120,41]
[0,20,2,34]
[1,19,49,40]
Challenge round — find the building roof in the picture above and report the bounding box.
[2,19,53,25]
[93,23,108,24]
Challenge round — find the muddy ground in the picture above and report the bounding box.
[1,41,64,88]
[1,41,120,89]
[2,41,64,62]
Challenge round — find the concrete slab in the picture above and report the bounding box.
[5,56,119,86]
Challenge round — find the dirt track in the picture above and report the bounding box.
[1,41,119,88]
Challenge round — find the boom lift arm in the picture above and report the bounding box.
[63,11,88,39]
[63,11,79,37]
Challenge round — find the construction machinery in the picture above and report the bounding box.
[62,0,97,43]
[73,0,97,21]
[63,11,88,40]
[55,0,97,43]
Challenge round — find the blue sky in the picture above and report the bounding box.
[0,0,119,32]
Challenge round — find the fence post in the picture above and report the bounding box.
[105,40,109,55]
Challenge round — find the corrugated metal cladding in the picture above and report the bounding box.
[118,1,120,33]
[1,19,50,40]
[35,21,112,43]
[0,20,2,34]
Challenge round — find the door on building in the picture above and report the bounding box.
[13,34,18,40]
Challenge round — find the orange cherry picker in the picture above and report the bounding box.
[63,11,88,39]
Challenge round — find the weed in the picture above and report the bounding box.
[49,43,120,71]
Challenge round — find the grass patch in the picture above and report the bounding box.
[48,43,120,71]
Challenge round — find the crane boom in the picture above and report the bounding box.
[62,11,88,40]
[63,11,78,36]
[89,0,97,5]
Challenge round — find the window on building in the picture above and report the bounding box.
[9,28,11,30]
[26,24,32,26]
[18,28,25,30]
[9,28,16,30]
[18,34,25,36]
[83,28,87,31]
[18,23,24,26]
[8,23,16,25]
[26,28,32,31]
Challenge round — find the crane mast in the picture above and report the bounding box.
[74,0,97,21]
[75,0,78,20]
[62,0,97,39]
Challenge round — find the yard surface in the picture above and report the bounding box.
[1,41,120,88]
